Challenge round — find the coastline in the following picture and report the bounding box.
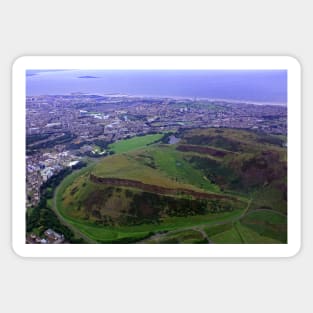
[27,92,287,107]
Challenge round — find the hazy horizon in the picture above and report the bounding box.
[26,69,288,104]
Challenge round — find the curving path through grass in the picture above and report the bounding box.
[51,162,99,243]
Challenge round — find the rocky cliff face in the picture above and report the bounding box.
[89,174,237,201]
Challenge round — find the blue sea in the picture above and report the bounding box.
[26,69,287,104]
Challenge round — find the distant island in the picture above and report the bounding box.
[78,76,99,79]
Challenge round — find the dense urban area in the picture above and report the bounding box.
[26,94,287,244]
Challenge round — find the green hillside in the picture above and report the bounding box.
[108,133,163,153]
[55,128,287,244]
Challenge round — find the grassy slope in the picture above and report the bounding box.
[56,166,245,242]
[91,146,225,195]
[108,133,163,154]
[210,226,243,243]
[55,157,246,242]
[181,128,287,215]
[57,208,245,242]
[235,222,281,243]
[241,210,287,243]
[51,163,98,243]
[55,128,287,244]
[205,221,281,244]
[146,146,220,192]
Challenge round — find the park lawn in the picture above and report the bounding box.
[108,133,163,154]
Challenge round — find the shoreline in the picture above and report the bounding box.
[26,92,287,107]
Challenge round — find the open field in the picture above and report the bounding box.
[108,133,163,154]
